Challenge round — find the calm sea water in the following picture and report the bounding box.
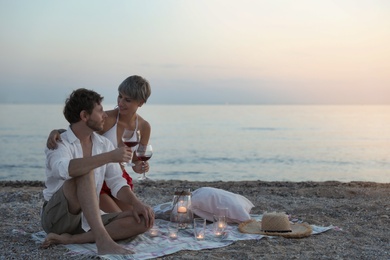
[0,104,389,183]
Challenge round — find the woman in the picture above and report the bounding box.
[47,75,152,213]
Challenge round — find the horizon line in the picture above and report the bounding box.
[0,102,389,106]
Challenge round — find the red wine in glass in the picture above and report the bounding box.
[137,155,152,161]
[124,141,139,148]
[121,129,140,167]
[136,144,153,182]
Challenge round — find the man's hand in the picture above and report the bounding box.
[131,200,155,228]
[110,147,133,164]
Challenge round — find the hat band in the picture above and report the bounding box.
[262,230,292,233]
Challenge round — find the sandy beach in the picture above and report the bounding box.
[1,180,389,259]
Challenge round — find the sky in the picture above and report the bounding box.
[0,0,389,105]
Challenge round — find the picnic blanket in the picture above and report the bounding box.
[29,215,337,259]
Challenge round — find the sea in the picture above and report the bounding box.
[0,104,389,183]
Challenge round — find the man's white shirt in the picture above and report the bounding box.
[43,126,128,231]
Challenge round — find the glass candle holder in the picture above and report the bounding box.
[193,218,206,241]
[170,189,194,229]
[213,215,227,237]
[149,227,159,237]
[168,222,179,239]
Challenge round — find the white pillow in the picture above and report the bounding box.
[191,187,254,224]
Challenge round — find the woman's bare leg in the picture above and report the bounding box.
[100,193,122,213]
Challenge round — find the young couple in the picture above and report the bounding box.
[41,76,153,255]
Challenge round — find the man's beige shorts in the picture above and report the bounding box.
[41,186,120,235]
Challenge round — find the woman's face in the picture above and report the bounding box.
[117,92,140,115]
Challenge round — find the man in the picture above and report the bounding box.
[41,88,154,255]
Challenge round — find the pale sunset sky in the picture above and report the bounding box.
[0,0,389,104]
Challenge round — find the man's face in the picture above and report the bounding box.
[86,103,107,131]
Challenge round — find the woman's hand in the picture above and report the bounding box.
[46,130,62,150]
[132,160,149,174]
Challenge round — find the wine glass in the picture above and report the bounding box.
[121,129,140,167]
[136,144,153,182]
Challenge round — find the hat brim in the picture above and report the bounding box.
[238,219,312,238]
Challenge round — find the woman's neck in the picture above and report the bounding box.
[119,112,137,129]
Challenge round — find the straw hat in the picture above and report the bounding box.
[238,212,312,238]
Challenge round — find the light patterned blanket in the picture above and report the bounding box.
[30,215,337,259]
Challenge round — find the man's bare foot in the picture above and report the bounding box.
[41,233,72,248]
[42,233,134,255]
[97,240,134,255]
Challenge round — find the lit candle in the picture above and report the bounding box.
[177,206,187,213]
[214,230,222,237]
[169,232,178,239]
[196,233,204,240]
[218,221,226,229]
[149,228,159,237]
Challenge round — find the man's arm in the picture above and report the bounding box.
[116,186,154,228]
[68,147,132,178]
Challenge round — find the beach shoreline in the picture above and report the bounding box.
[1,180,389,259]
